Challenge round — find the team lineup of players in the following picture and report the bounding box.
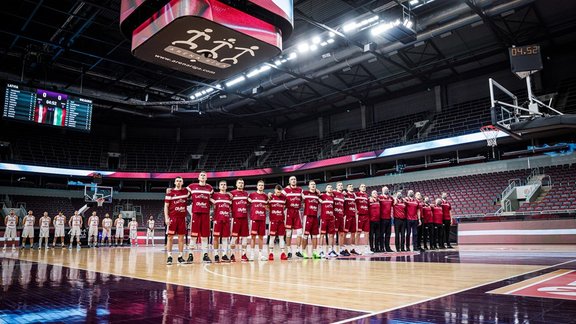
[2,209,157,251]
[164,171,454,265]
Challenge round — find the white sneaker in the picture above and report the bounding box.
[328,250,338,257]
[260,255,268,261]
[2,246,5,251]
[319,251,326,259]
[77,245,81,250]
[364,249,374,255]
[12,246,16,251]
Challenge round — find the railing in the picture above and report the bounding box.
[501,178,522,199]
[456,208,576,221]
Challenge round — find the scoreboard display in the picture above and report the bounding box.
[2,83,93,132]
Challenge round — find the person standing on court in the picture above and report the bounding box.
[187,171,214,263]
[441,192,454,248]
[378,187,394,252]
[404,190,421,252]
[368,190,381,253]
[393,191,407,252]
[164,176,190,265]
[432,198,444,249]
[21,210,35,249]
[282,176,304,259]
[2,209,19,251]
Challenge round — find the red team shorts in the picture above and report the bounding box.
[168,216,186,235]
[269,220,286,236]
[304,215,319,236]
[285,208,302,230]
[251,219,266,236]
[213,219,231,238]
[191,212,211,238]
[358,215,370,232]
[345,215,357,233]
[335,215,345,232]
[320,218,336,235]
[232,218,250,237]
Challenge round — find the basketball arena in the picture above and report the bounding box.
[1,0,576,323]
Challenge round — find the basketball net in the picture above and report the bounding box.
[96,198,105,207]
[480,125,499,147]
[480,125,499,159]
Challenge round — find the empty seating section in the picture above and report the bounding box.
[334,112,427,157]
[263,136,328,167]
[0,88,547,172]
[517,165,576,212]
[120,139,198,172]
[367,169,531,216]
[9,133,104,169]
[426,98,491,139]
[12,196,76,217]
[202,137,262,171]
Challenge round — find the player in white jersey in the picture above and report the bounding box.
[38,212,51,249]
[3,209,19,251]
[87,211,99,247]
[146,215,155,247]
[128,217,138,246]
[114,214,125,246]
[52,211,66,248]
[21,210,36,249]
[68,211,83,249]
[101,213,113,247]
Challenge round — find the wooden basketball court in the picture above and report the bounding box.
[4,245,575,322]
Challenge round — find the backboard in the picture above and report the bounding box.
[84,185,113,203]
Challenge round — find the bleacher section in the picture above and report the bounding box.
[334,112,427,157]
[262,136,328,167]
[202,137,262,171]
[0,87,563,172]
[10,133,105,170]
[121,139,198,172]
[368,169,531,216]
[517,164,576,212]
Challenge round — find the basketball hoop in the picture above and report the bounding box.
[480,125,500,159]
[96,198,105,207]
[480,125,499,147]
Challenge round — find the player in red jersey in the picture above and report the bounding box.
[319,184,337,258]
[378,186,394,252]
[343,184,358,255]
[230,179,250,262]
[441,192,454,248]
[282,176,303,259]
[211,180,233,263]
[164,176,190,265]
[249,180,268,261]
[415,192,425,250]
[355,184,371,254]
[301,180,321,259]
[404,190,421,252]
[393,191,407,252]
[187,171,214,263]
[431,198,444,249]
[268,185,288,261]
[420,196,433,250]
[333,182,347,256]
[369,190,381,253]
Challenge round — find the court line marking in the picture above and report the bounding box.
[333,258,576,324]
[1,252,372,315]
[504,269,575,295]
[201,263,431,299]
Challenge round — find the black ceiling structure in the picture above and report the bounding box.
[1,0,576,128]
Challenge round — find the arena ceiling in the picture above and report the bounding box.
[1,0,576,127]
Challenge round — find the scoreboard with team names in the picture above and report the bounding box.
[2,83,93,132]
